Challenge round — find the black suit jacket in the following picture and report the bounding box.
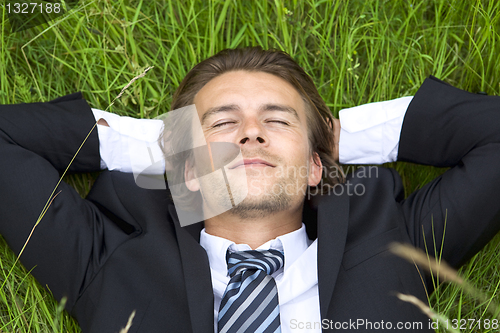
[1,77,500,332]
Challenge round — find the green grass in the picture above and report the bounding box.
[1,0,499,331]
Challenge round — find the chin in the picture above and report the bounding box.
[228,181,307,219]
[228,195,292,219]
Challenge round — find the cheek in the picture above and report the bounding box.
[282,137,311,165]
[279,128,309,148]
[287,149,313,180]
[291,135,312,160]
[206,131,239,144]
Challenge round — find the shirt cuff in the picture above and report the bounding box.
[338,96,413,164]
[92,109,165,174]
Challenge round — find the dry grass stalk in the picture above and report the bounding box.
[391,242,500,320]
[105,66,154,112]
[396,293,460,333]
[119,310,136,333]
[389,242,463,284]
[396,293,436,319]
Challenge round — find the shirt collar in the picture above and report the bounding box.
[199,223,311,274]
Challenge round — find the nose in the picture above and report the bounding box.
[238,118,268,147]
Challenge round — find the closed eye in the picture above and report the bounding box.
[212,121,236,128]
[267,120,289,125]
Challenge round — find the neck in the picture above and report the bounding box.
[204,206,303,249]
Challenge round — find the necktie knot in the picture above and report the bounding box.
[219,249,284,332]
[226,249,284,277]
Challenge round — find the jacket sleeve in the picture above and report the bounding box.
[398,76,500,268]
[0,93,113,311]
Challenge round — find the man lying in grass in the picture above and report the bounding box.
[0,47,499,333]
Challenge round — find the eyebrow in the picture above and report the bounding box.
[259,104,299,120]
[201,104,240,125]
[200,103,300,125]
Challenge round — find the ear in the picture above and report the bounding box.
[184,159,200,192]
[308,152,323,187]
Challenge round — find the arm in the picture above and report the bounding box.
[335,96,413,165]
[398,76,500,267]
[0,94,126,311]
[334,77,500,267]
[0,93,101,172]
[91,108,165,174]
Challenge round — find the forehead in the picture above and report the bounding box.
[193,70,306,117]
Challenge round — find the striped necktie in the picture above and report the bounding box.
[217,249,285,333]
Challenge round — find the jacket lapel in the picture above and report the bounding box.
[316,189,349,319]
[169,205,214,333]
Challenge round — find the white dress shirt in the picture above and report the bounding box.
[91,96,412,173]
[91,96,413,332]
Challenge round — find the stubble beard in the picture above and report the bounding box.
[228,175,295,219]
[198,148,309,220]
[223,160,307,220]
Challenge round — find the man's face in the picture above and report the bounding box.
[186,70,322,219]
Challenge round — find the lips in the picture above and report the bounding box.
[229,158,275,169]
